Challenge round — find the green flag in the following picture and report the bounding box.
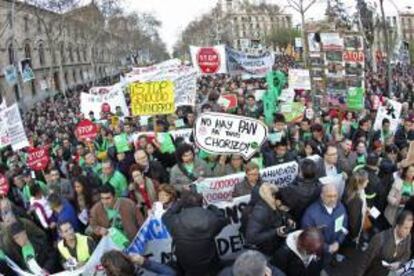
[263,71,286,126]
[346,87,365,110]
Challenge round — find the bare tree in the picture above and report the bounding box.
[286,0,319,66]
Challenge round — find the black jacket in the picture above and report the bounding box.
[280,177,321,222]
[364,166,387,212]
[144,160,169,184]
[162,202,228,275]
[246,183,293,255]
[270,231,324,276]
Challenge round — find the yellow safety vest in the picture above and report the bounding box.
[57,234,91,263]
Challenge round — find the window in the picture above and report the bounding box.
[60,43,65,63]
[80,69,84,81]
[8,44,14,64]
[83,47,87,62]
[24,43,31,59]
[38,42,45,66]
[64,72,68,85]
[24,16,29,32]
[31,80,36,95]
[72,70,77,83]
[37,18,41,32]
[7,11,12,26]
[68,43,74,62]
[76,47,81,62]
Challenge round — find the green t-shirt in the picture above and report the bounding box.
[402,182,413,197]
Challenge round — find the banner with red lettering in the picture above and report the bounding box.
[27,147,50,171]
[190,45,227,74]
[75,120,98,141]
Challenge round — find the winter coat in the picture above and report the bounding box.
[301,199,348,251]
[162,202,228,276]
[233,177,262,199]
[384,176,405,225]
[0,218,59,272]
[364,165,388,212]
[90,197,144,241]
[279,177,321,221]
[344,191,367,241]
[270,230,324,276]
[354,229,411,276]
[245,183,293,255]
[169,158,211,191]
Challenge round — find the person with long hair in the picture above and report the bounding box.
[128,164,157,217]
[344,169,370,246]
[72,175,98,226]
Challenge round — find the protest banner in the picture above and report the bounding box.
[226,48,274,78]
[169,128,193,144]
[320,33,344,51]
[196,161,299,204]
[398,259,414,276]
[343,51,364,63]
[280,102,305,122]
[174,69,197,107]
[373,99,402,133]
[19,58,35,83]
[346,87,365,110]
[190,45,227,74]
[194,112,268,159]
[0,113,10,148]
[3,65,17,86]
[279,88,295,103]
[130,59,182,77]
[75,119,98,141]
[5,104,29,151]
[27,147,50,171]
[130,81,175,116]
[288,69,311,90]
[89,86,112,95]
[127,202,173,270]
[6,235,121,276]
[0,173,9,196]
[80,87,129,119]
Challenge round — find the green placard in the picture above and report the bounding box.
[346,87,365,110]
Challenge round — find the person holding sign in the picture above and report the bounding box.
[354,211,413,276]
[170,144,211,192]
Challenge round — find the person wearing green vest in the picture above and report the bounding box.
[57,221,96,269]
[101,160,128,197]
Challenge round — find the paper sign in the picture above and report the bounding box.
[4,104,29,151]
[346,87,365,110]
[373,99,402,133]
[27,147,50,171]
[190,45,227,74]
[369,207,381,219]
[194,112,268,159]
[80,87,129,119]
[75,120,98,141]
[281,102,305,122]
[288,69,311,90]
[3,65,17,86]
[335,215,345,232]
[130,81,175,116]
[226,48,274,78]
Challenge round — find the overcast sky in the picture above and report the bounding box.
[124,0,413,54]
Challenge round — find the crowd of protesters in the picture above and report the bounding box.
[0,54,414,276]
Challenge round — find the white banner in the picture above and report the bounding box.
[194,112,268,159]
[4,104,29,151]
[320,33,344,51]
[129,59,182,77]
[190,45,227,74]
[196,161,299,204]
[7,236,121,276]
[288,69,311,90]
[226,48,274,78]
[80,87,129,119]
[169,128,193,144]
[373,99,402,133]
[174,69,197,106]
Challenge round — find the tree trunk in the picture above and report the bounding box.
[379,0,392,96]
[300,10,308,67]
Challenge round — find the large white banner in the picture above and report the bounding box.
[194,112,268,159]
[129,59,182,77]
[196,161,299,204]
[80,87,129,119]
[174,69,197,107]
[190,45,227,74]
[226,48,274,78]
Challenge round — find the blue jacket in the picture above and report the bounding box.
[56,199,82,232]
[301,199,348,250]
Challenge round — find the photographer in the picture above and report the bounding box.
[246,183,296,256]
